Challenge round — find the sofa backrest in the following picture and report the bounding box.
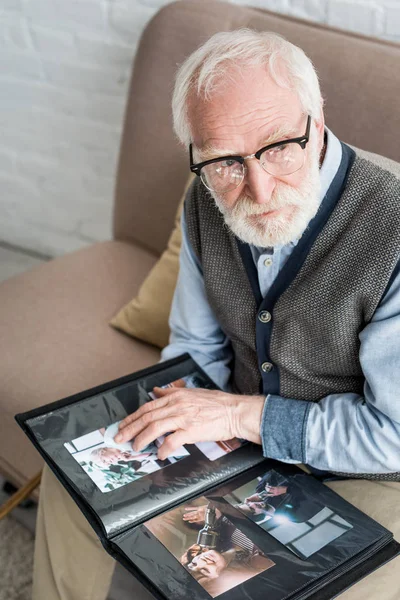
[113,0,400,255]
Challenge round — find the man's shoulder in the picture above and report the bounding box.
[185,176,212,207]
[184,177,220,260]
[349,145,400,180]
[184,177,223,233]
[341,145,400,237]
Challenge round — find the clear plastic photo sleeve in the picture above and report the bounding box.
[15,354,265,537]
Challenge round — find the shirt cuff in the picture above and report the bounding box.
[260,394,312,464]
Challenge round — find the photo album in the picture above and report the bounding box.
[16,353,400,599]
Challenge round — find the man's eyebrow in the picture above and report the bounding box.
[259,123,298,147]
[196,124,299,161]
[196,144,237,161]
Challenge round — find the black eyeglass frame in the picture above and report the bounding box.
[189,114,311,176]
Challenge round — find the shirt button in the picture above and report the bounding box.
[264,257,273,267]
[258,311,271,323]
[261,362,273,373]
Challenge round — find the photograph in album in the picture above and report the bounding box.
[65,421,190,492]
[145,496,275,598]
[224,469,353,559]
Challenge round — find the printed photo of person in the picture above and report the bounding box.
[145,496,275,598]
[64,420,189,493]
[148,374,245,461]
[225,470,353,559]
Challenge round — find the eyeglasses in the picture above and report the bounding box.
[189,115,311,194]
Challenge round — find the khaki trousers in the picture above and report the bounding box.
[33,465,400,600]
[32,465,154,600]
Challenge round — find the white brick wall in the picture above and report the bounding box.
[0,0,398,257]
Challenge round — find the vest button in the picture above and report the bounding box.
[261,362,273,373]
[258,311,271,323]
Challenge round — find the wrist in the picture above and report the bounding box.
[233,395,264,444]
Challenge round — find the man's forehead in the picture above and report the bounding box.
[188,64,302,155]
[196,120,299,160]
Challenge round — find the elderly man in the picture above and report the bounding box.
[33,30,400,600]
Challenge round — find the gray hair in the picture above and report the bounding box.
[172,29,323,146]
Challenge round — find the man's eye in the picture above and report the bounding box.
[219,159,237,168]
[270,144,288,154]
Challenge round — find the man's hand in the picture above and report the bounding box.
[115,387,265,460]
[265,485,287,496]
[244,493,262,503]
[182,505,222,523]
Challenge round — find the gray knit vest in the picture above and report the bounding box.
[185,143,400,481]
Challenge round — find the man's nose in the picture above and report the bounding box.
[243,157,276,204]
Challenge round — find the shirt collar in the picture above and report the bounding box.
[319,126,343,203]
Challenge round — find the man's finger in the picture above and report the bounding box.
[132,418,183,453]
[156,430,189,461]
[183,509,199,518]
[183,516,200,523]
[116,396,171,437]
[116,403,178,444]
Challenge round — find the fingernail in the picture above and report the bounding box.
[115,434,122,442]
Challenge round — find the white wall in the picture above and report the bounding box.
[1,0,399,257]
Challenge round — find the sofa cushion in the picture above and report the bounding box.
[0,240,161,485]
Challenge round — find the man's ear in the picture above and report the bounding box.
[314,104,325,153]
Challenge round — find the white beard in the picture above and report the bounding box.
[212,141,321,248]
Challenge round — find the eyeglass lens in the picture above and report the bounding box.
[201,143,305,193]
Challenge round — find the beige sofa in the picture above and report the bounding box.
[0,0,399,489]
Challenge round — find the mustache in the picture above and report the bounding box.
[230,186,304,217]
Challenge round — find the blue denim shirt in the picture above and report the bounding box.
[161,129,400,474]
